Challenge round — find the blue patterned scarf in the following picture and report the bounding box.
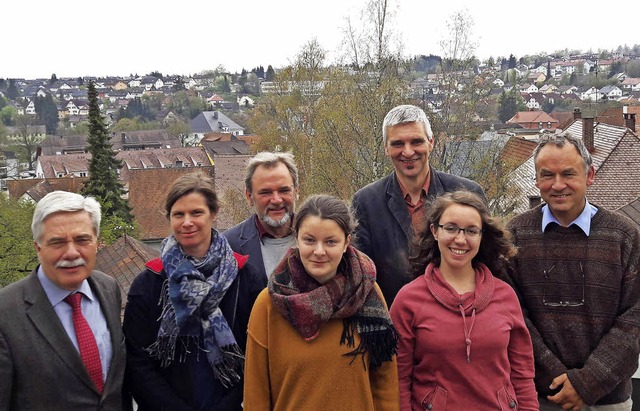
[147,229,242,387]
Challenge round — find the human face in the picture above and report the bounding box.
[246,162,297,237]
[385,122,433,183]
[170,192,215,258]
[535,143,595,226]
[296,216,350,285]
[34,211,98,291]
[430,204,482,274]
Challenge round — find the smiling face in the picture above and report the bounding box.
[35,211,98,291]
[430,203,482,274]
[385,121,433,184]
[169,192,215,258]
[535,143,595,226]
[246,162,297,237]
[296,215,350,284]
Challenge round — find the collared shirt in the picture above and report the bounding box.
[541,198,599,236]
[397,173,431,233]
[38,267,113,382]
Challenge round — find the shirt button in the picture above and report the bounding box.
[426,404,433,410]
[509,401,516,408]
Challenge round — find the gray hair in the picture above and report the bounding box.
[244,151,299,192]
[382,104,434,144]
[32,191,102,244]
[533,131,593,174]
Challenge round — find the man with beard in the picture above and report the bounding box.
[224,152,299,282]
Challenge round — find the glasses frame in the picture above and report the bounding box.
[542,262,585,307]
[437,223,483,238]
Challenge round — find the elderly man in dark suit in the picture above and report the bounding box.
[0,191,125,411]
[352,105,486,307]
[224,152,299,284]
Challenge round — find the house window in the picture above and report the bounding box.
[79,172,87,177]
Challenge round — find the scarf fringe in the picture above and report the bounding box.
[341,317,399,370]
[213,344,245,388]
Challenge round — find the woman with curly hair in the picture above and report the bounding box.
[390,190,538,410]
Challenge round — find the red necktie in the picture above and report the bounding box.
[64,293,104,393]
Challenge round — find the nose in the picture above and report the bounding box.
[551,176,567,191]
[182,215,194,226]
[313,243,326,256]
[401,143,415,157]
[270,191,283,203]
[62,241,81,258]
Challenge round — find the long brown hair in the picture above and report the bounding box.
[408,190,516,278]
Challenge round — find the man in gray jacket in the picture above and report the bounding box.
[0,191,125,411]
[352,105,486,307]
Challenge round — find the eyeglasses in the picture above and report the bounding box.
[437,223,483,238]
[255,186,295,199]
[542,262,585,307]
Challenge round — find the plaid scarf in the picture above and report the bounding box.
[146,229,242,387]
[268,245,398,369]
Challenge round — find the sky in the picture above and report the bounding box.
[3,0,638,80]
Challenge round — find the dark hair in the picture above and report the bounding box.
[408,190,516,278]
[293,194,356,240]
[165,172,219,218]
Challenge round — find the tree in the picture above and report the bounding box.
[6,79,19,100]
[0,196,37,287]
[265,65,276,81]
[35,93,59,134]
[49,74,57,85]
[11,115,45,170]
[82,81,134,223]
[250,0,408,199]
[498,88,524,122]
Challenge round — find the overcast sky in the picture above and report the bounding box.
[4,0,638,80]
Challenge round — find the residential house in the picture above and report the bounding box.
[506,111,559,131]
[521,93,543,110]
[520,83,539,93]
[621,77,640,92]
[539,84,559,94]
[189,111,245,144]
[599,85,622,100]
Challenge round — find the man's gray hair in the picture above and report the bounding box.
[533,131,593,174]
[32,191,102,244]
[382,104,434,144]
[244,151,299,192]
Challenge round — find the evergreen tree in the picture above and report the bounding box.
[82,81,133,223]
[265,65,275,81]
[35,94,59,134]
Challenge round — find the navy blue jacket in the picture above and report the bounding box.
[123,253,265,411]
[223,216,268,282]
[351,167,486,307]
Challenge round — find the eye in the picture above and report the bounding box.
[278,187,293,195]
[442,224,459,235]
[326,239,338,246]
[389,141,403,148]
[75,237,94,246]
[465,227,482,237]
[411,139,426,145]
[302,237,315,245]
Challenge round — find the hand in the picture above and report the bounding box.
[547,373,585,411]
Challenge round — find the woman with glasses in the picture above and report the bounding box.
[390,190,538,410]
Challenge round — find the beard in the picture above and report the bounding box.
[261,209,292,228]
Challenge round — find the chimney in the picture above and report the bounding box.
[583,117,595,152]
[624,112,636,132]
[573,107,582,120]
[213,111,218,120]
[528,195,542,209]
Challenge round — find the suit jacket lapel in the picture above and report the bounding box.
[239,218,266,278]
[23,271,94,390]
[386,173,412,239]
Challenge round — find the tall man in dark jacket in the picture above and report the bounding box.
[224,152,299,282]
[352,105,486,307]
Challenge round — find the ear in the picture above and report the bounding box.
[430,223,438,240]
[344,234,352,252]
[34,241,41,253]
[586,165,595,186]
[384,144,390,157]
[245,190,254,206]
